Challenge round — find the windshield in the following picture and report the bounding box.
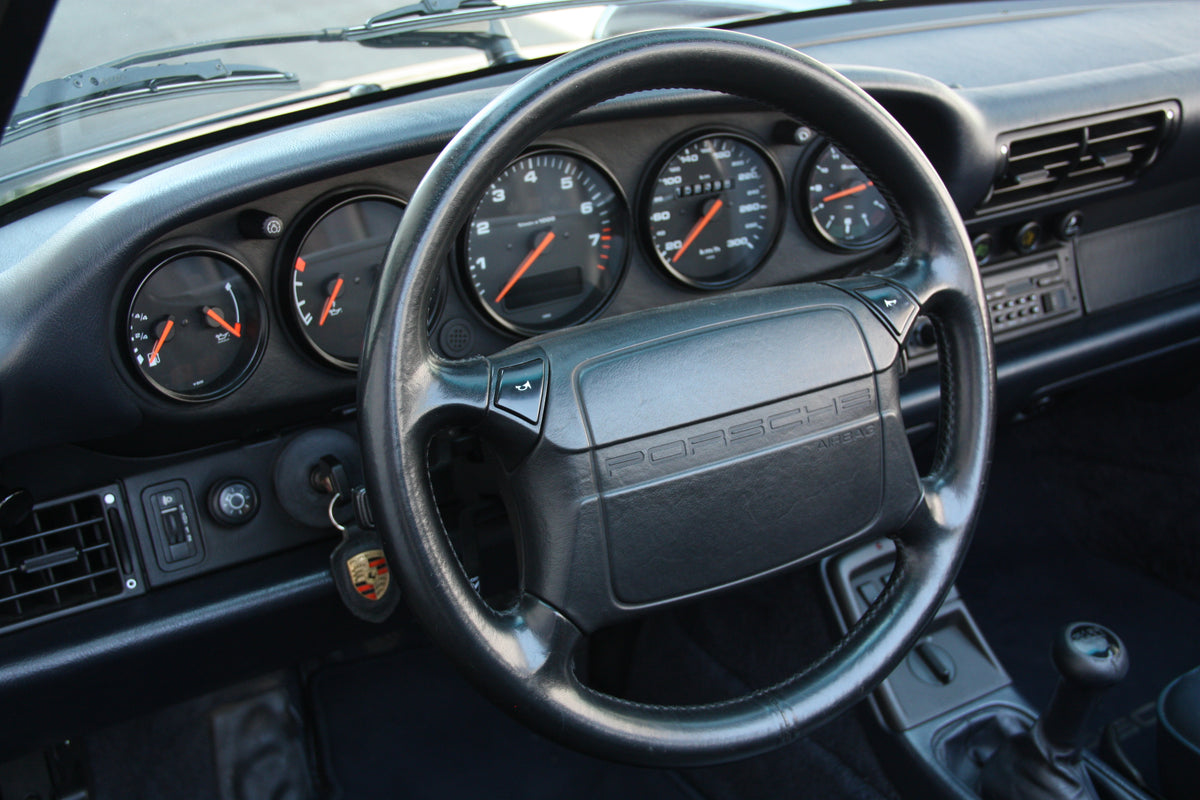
[0,0,850,204]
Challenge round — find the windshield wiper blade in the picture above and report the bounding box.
[367,0,500,26]
[90,1,530,76]
[8,59,298,138]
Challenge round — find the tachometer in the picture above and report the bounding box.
[286,195,405,369]
[462,151,629,334]
[642,133,783,288]
[801,143,897,251]
[126,251,267,402]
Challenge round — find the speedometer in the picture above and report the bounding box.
[462,151,629,334]
[642,133,783,288]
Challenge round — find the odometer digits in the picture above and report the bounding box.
[463,152,628,334]
[643,134,783,288]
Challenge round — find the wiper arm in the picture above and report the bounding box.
[367,0,500,26]
[92,0,530,76]
[7,60,298,139]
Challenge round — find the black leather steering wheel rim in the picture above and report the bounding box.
[360,27,994,766]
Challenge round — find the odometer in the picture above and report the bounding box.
[642,133,783,288]
[463,151,628,334]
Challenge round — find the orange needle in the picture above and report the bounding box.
[672,198,723,264]
[495,231,555,304]
[822,181,874,203]
[319,277,344,327]
[148,319,173,366]
[205,307,242,338]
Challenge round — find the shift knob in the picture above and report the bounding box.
[1040,622,1129,754]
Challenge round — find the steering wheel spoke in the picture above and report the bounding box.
[405,352,492,440]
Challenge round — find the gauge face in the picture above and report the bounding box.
[802,144,897,250]
[127,252,266,402]
[288,196,404,369]
[643,133,783,288]
[463,152,629,334]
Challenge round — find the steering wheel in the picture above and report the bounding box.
[360,27,994,766]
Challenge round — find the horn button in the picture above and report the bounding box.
[492,286,923,624]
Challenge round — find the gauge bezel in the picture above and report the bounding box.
[794,140,899,253]
[638,128,786,290]
[279,190,408,372]
[457,146,631,337]
[125,248,268,403]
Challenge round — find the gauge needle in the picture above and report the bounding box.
[495,231,555,304]
[822,181,874,203]
[319,277,344,327]
[148,319,174,367]
[672,198,723,263]
[205,307,242,338]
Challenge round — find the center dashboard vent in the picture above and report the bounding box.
[0,486,143,635]
[977,101,1179,214]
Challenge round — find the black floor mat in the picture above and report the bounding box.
[956,385,1200,791]
[86,673,313,800]
[308,647,698,800]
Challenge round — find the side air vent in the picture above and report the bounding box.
[0,486,143,635]
[977,101,1179,214]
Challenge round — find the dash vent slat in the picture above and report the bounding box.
[977,102,1178,215]
[0,489,136,633]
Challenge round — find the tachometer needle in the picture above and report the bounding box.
[495,230,555,304]
[319,276,344,327]
[205,307,242,338]
[822,181,874,203]
[148,318,174,367]
[672,198,723,263]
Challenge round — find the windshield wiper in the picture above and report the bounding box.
[91,0,535,75]
[5,0,657,143]
[7,60,298,140]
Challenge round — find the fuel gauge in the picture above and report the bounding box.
[127,251,267,402]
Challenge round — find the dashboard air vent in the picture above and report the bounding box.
[0,487,141,634]
[978,102,1179,214]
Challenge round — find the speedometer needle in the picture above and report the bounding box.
[205,307,242,338]
[672,198,723,263]
[822,181,874,203]
[148,318,174,367]
[495,231,555,304]
[319,276,344,327]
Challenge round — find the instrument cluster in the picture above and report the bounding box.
[121,124,898,402]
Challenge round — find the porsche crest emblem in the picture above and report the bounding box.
[346,549,390,601]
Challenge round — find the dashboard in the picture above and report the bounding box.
[1,0,1200,760]
[117,112,901,408]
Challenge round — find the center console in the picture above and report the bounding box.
[823,541,1149,800]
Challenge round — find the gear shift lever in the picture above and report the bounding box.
[980,622,1129,800]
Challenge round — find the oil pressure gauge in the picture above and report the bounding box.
[126,251,267,402]
[286,195,406,369]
